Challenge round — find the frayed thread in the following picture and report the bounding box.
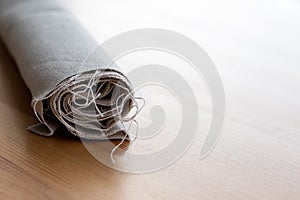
[110,92,145,163]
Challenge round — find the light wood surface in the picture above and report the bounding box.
[1,0,300,199]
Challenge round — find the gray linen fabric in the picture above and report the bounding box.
[0,0,134,139]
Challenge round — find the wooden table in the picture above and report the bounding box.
[1,0,300,199]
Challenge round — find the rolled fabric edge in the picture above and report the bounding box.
[28,68,135,140]
[0,0,139,139]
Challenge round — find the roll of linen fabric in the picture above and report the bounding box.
[0,0,135,139]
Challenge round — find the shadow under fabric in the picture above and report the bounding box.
[0,0,137,139]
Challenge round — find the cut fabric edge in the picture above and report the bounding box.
[27,69,135,140]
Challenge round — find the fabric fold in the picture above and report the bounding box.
[0,0,135,139]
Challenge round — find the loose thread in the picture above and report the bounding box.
[110,93,145,163]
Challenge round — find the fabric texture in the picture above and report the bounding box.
[0,0,135,139]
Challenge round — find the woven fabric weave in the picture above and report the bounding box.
[0,0,134,139]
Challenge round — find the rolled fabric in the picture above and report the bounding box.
[0,0,135,139]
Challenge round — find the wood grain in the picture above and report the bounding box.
[1,0,300,199]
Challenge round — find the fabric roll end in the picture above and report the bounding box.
[28,69,139,140]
